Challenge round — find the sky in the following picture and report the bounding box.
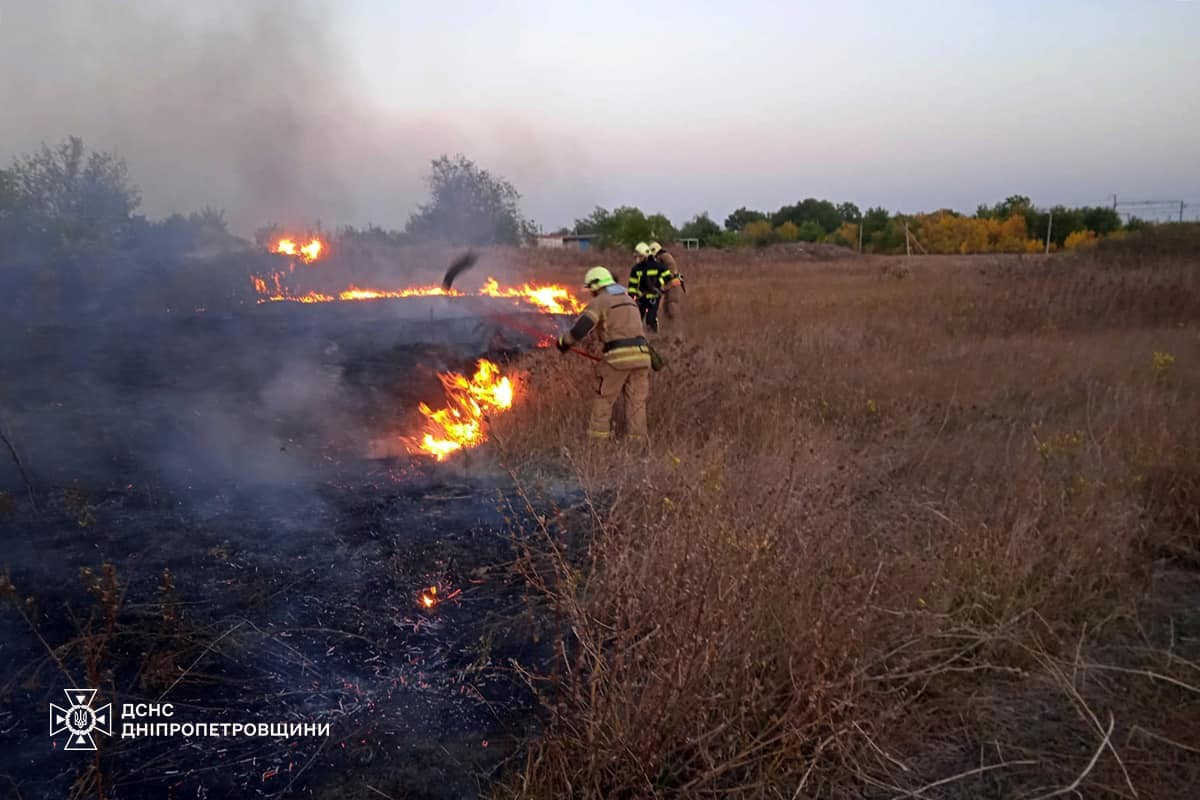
[1,0,1197,234]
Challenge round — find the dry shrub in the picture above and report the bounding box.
[490,233,1200,798]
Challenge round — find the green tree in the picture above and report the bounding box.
[679,212,725,247]
[861,206,891,245]
[0,168,16,237]
[770,198,841,234]
[574,206,675,249]
[602,206,651,249]
[645,212,677,244]
[724,206,766,232]
[405,154,533,245]
[1081,206,1122,236]
[7,136,141,252]
[836,201,862,222]
[978,194,1032,220]
[573,206,611,236]
[796,220,825,242]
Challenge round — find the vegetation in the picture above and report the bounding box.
[573,195,1136,254]
[405,153,535,246]
[571,206,678,250]
[491,227,1200,798]
[0,136,140,257]
[0,136,1169,261]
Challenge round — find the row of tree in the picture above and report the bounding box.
[569,195,1138,254]
[0,139,534,262]
[0,137,1156,261]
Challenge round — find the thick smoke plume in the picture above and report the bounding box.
[1,0,439,232]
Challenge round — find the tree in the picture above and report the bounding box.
[573,206,611,236]
[405,154,533,245]
[0,168,16,238]
[1081,206,1121,236]
[645,213,677,244]
[724,206,766,232]
[796,220,825,242]
[775,221,800,242]
[977,194,1032,220]
[679,212,725,247]
[861,207,891,244]
[836,202,862,223]
[572,206,676,249]
[742,219,776,247]
[7,136,141,252]
[770,198,841,234]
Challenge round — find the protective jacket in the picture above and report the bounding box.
[559,284,651,370]
[628,256,675,299]
[657,251,683,290]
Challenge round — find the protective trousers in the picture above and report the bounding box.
[661,287,683,335]
[637,296,660,333]
[589,361,649,439]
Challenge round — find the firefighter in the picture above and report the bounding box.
[627,241,666,333]
[557,266,652,440]
[648,241,684,336]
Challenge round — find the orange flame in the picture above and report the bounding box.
[273,236,325,263]
[478,277,583,315]
[420,586,438,608]
[249,275,582,315]
[413,359,514,460]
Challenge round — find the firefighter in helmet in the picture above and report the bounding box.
[648,241,684,336]
[627,241,669,333]
[557,266,652,440]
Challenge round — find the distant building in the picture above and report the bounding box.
[533,233,597,251]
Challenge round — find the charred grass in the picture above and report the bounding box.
[488,230,1200,798]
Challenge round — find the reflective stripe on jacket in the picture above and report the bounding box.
[628,257,669,299]
[560,285,652,370]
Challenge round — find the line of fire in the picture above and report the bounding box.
[253,234,579,461]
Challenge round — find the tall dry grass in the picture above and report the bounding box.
[488,230,1200,798]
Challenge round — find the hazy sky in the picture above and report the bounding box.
[2,0,1197,233]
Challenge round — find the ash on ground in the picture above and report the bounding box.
[0,298,570,799]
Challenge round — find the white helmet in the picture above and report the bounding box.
[634,242,651,257]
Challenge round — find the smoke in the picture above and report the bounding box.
[0,1,457,232]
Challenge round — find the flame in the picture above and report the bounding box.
[272,236,325,263]
[478,277,583,315]
[249,274,582,315]
[420,586,438,608]
[412,359,514,460]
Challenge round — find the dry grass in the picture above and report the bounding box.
[487,230,1200,798]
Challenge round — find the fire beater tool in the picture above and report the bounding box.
[442,251,479,291]
[485,312,602,362]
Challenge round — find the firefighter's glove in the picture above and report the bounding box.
[555,336,571,353]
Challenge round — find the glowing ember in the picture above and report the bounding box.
[272,236,325,263]
[417,584,461,609]
[413,359,514,460]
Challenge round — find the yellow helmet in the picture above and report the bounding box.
[634,242,651,257]
[583,266,615,290]
[648,241,662,256]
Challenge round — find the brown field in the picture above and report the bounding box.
[486,233,1200,797]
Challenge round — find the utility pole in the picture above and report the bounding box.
[858,220,863,253]
[1181,201,1186,223]
[904,222,911,256]
[1044,209,1053,255]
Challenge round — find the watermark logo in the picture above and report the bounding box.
[49,689,113,751]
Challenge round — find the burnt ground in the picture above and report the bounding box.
[0,298,572,799]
